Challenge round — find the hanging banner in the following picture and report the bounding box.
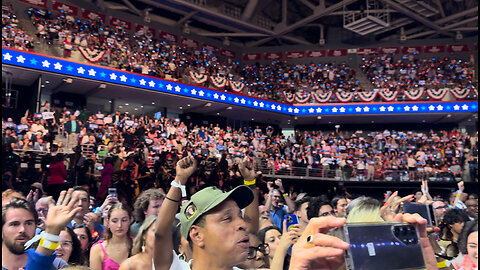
[81,9,106,22]
[357,48,377,56]
[312,91,332,103]
[135,24,155,38]
[52,1,78,16]
[401,46,422,54]
[286,51,305,59]
[220,48,236,58]
[357,90,377,102]
[294,92,311,104]
[264,52,282,60]
[242,53,261,61]
[403,88,424,101]
[229,81,245,93]
[209,76,227,88]
[283,92,295,103]
[78,47,105,63]
[378,88,399,102]
[327,49,348,57]
[447,44,469,53]
[449,87,470,99]
[188,71,208,84]
[335,91,354,102]
[306,50,326,58]
[19,0,47,8]
[378,47,400,54]
[202,43,217,52]
[109,16,132,30]
[424,45,445,53]
[181,38,199,47]
[158,31,178,43]
[426,88,448,100]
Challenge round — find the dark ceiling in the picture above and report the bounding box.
[97,0,478,47]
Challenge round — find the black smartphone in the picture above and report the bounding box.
[403,203,437,227]
[108,188,117,198]
[343,223,425,270]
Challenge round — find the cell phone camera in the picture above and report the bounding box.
[286,216,293,223]
[393,225,418,245]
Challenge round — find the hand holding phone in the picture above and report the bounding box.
[284,214,299,231]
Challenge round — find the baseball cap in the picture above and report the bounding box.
[179,185,254,239]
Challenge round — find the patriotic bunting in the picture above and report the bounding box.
[403,88,424,101]
[449,87,470,99]
[188,71,208,84]
[283,92,295,103]
[312,91,332,103]
[335,91,354,103]
[378,88,399,102]
[78,47,105,63]
[357,90,377,102]
[426,88,448,100]
[229,80,245,93]
[209,75,227,88]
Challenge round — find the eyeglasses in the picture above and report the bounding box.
[247,243,270,259]
[319,211,336,217]
[434,205,448,210]
[58,240,73,248]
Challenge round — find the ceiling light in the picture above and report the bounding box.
[205,103,212,107]
[119,106,123,108]
[446,114,452,118]
[134,108,138,110]
[217,112,220,115]
[317,116,321,120]
[125,103,129,106]
[422,120,426,122]
[328,121,331,124]
[226,106,232,110]
[140,105,144,108]
[152,102,155,105]
[108,100,112,103]
[63,78,73,83]
[187,104,191,107]
[99,83,107,88]
[371,121,375,123]
[179,107,183,110]
[294,117,298,120]
[251,118,254,121]
[41,85,45,87]
[45,80,49,84]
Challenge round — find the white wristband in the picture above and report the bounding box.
[171,180,187,197]
[24,231,60,250]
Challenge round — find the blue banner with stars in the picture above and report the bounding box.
[2,48,478,116]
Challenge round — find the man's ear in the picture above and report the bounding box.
[189,225,205,248]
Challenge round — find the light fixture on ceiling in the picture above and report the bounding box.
[152,102,155,105]
[99,83,106,89]
[179,106,183,110]
[187,104,191,107]
[63,78,73,83]
[125,103,129,106]
[251,118,254,121]
[226,106,232,110]
[317,116,322,119]
[216,112,220,115]
[45,80,50,84]
[205,103,212,107]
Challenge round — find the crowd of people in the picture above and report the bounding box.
[2,152,478,270]
[2,3,477,104]
[1,3,35,51]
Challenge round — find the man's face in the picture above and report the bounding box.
[258,205,269,219]
[2,208,36,255]
[195,200,249,265]
[35,201,49,218]
[73,190,90,220]
[237,234,269,270]
[335,199,348,217]
[296,202,309,224]
[271,191,282,208]
[465,199,478,218]
[432,201,448,221]
[144,199,164,218]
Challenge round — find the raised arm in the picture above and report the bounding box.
[153,156,196,270]
[238,156,259,234]
[275,179,295,213]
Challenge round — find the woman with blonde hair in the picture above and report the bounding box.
[118,215,156,270]
[90,203,133,270]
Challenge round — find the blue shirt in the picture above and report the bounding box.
[269,205,288,230]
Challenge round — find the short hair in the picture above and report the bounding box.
[2,189,25,205]
[346,197,383,223]
[457,220,478,255]
[133,189,166,222]
[294,196,311,212]
[72,186,89,197]
[2,197,38,227]
[307,197,332,220]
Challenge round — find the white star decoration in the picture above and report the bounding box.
[234,98,239,103]
[16,55,26,63]
[240,99,245,104]
[288,108,293,113]
[199,90,205,96]
[332,107,338,113]
[436,105,443,111]
[42,60,50,67]
[271,104,276,110]
[191,89,197,95]
[412,105,418,111]
[379,106,386,112]
[3,52,12,60]
[387,106,394,111]
[54,62,62,70]
[109,73,117,80]
[294,108,299,113]
[363,106,370,112]
[355,107,362,112]
[259,102,264,108]
[88,69,96,76]
[166,84,172,90]
[253,101,258,106]
[404,106,410,111]
[308,108,314,113]
[316,108,322,113]
[77,67,85,74]
[462,104,468,110]
[220,95,226,101]
[453,105,460,110]
[120,75,127,82]
[148,81,155,87]
[139,79,146,86]
[428,105,435,111]
[277,105,281,111]
[175,86,181,92]
[340,107,345,113]
[214,93,219,99]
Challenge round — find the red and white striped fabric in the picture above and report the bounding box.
[449,87,470,99]
[295,92,311,103]
[378,88,399,102]
[357,90,377,102]
[312,91,332,103]
[403,88,424,101]
[188,71,208,84]
[426,88,448,100]
[283,92,295,103]
[335,90,354,103]
[229,80,245,93]
[209,76,227,88]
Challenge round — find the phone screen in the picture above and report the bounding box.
[108,188,117,197]
[403,203,437,227]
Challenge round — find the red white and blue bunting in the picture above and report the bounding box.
[403,88,424,101]
[378,88,399,102]
[312,91,332,103]
[188,71,208,84]
[335,90,354,103]
[357,90,377,102]
[449,87,470,99]
[426,88,448,100]
[78,47,105,63]
[209,75,227,88]
[283,92,295,103]
[229,80,245,93]
[295,92,311,103]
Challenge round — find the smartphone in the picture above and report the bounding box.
[108,188,117,198]
[343,223,425,270]
[403,203,437,227]
[284,214,299,231]
[97,166,104,170]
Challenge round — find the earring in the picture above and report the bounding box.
[178,253,185,261]
[141,244,145,253]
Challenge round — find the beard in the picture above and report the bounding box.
[3,234,28,255]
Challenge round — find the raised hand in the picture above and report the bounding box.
[275,179,284,192]
[45,188,83,235]
[175,155,197,185]
[457,180,465,192]
[380,191,414,222]
[238,156,255,182]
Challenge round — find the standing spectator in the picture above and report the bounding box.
[119,215,157,270]
[331,196,348,218]
[95,157,114,201]
[47,154,68,200]
[64,115,81,151]
[432,198,449,222]
[265,179,295,230]
[130,188,165,237]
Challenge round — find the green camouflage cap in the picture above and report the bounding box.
[179,185,254,239]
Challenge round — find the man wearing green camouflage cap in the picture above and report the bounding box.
[153,155,258,270]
